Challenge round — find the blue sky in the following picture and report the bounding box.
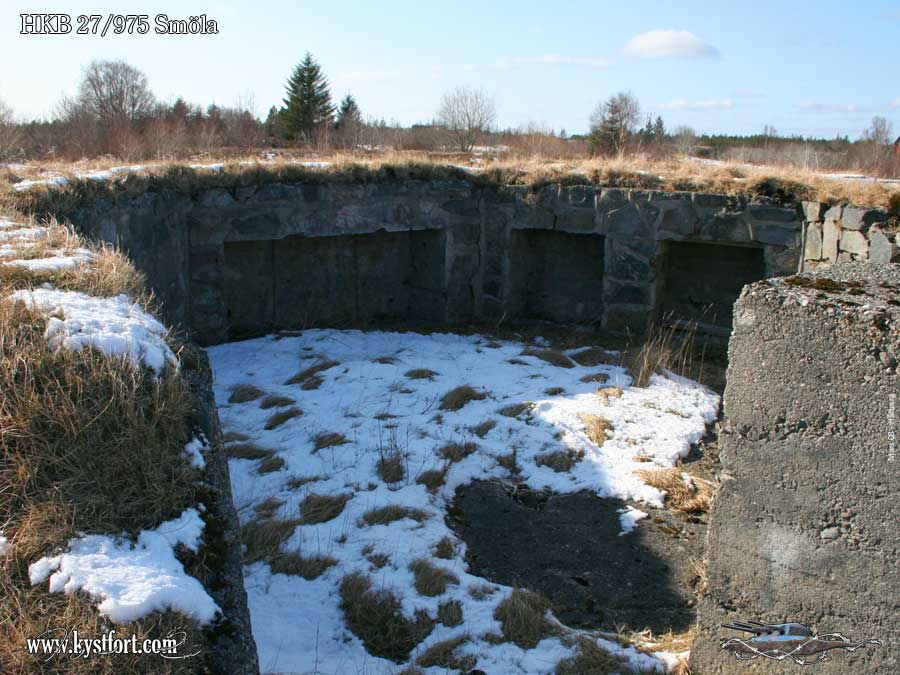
[2,0,899,138]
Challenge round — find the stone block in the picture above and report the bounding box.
[802,200,826,222]
[822,219,841,262]
[869,227,900,264]
[606,203,649,238]
[749,222,800,247]
[824,203,844,222]
[804,221,822,260]
[605,241,654,282]
[841,204,889,231]
[839,229,869,257]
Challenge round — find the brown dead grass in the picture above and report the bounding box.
[497,450,521,474]
[313,432,348,451]
[596,386,624,405]
[521,347,575,368]
[259,394,295,409]
[438,441,478,463]
[229,383,264,403]
[437,600,464,627]
[571,346,614,367]
[415,635,475,670]
[498,402,534,418]
[634,468,713,513]
[439,385,487,411]
[580,372,610,384]
[470,418,497,438]
[264,406,302,429]
[415,466,448,493]
[360,505,428,526]
[535,449,584,473]
[493,588,554,649]
[626,322,695,388]
[269,551,337,580]
[285,358,339,386]
[241,517,301,564]
[226,442,274,460]
[579,413,614,445]
[338,572,434,663]
[376,449,405,484]
[544,387,566,396]
[555,637,626,675]
[434,536,456,559]
[405,368,439,380]
[409,558,459,596]
[257,456,285,474]
[299,492,351,524]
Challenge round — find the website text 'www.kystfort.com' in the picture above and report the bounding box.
[24,628,198,661]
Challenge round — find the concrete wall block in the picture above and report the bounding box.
[869,227,900,264]
[802,200,826,222]
[839,229,869,257]
[822,219,842,262]
[804,221,823,260]
[841,204,889,231]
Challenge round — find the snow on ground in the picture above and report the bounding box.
[184,436,208,470]
[29,508,219,624]
[617,506,649,536]
[8,288,177,375]
[209,329,718,674]
[4,248,95,271]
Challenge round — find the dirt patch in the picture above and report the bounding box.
[448,480,705,633]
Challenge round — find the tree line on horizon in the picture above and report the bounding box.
[0,54,897,179]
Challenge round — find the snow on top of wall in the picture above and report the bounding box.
[5,248,95,271]
[183,436,207,469]
[8,288,177,375]
[29,508,219,625]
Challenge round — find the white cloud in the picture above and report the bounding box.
[796,101,863,113]
[624,29,719,59]
[890,98,900,109]
[661,98,734,111]
[465,55,612,72]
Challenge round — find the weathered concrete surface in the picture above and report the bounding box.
[691,263,900,674]
[181,345,259,675]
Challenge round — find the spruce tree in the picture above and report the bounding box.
[281,52,335,140]
[335,94,362,129]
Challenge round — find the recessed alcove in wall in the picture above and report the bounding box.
[507,230,605,323]
[223,229,446,338]
[658,240,766,330]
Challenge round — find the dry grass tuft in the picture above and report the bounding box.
[415,635,475,670]
[554,637,626,675]
[439,385,487,411]
[596,386,624,405]
[226,442,274,460]
[521,347,575,368]
[313,431,348,451]
[535,449,584,473]
[285,358,340,386]
[361,505,429,526]
[269,551,337,580]
[338,572,433,663]
[579,413,614,445]
[300,375,324,390]
[544,386,565,396]
[438,441,478,463]
[580,372,610,384]
[259,394,295,409]
[372,355,398,364]
[434,536,456,559]
[256,456,285,474]
[285,474,324,490]
[404,368,438,380]
[498,402,534,419]
[634,468,713,513]
[437,600,464,627]
[376,448,405,484]
[299,492,351,524]
[223,430,250,442]
[241,517,301,564]
[493,588,554,649]
[409,558,459,597]
[470,418,497,438]
[626,322,695,388]
[497,450,521,475]
[228,383,264,403]
[254,497,284,519]
[469,583,497,600]
[416,466,448,493]
[264,407,303,430]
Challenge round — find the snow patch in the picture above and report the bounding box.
[8,289,177,375]
[184,436,207,469]
[5,248,95,271]
[29,509,219,624]
[618,506,649,535]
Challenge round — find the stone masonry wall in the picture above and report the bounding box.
[59,179,893,345]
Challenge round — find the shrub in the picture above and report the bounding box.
[439,441,477,463]
[437,600,464,627]
[416,467,448,493]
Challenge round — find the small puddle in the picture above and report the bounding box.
[448,479,704,633]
